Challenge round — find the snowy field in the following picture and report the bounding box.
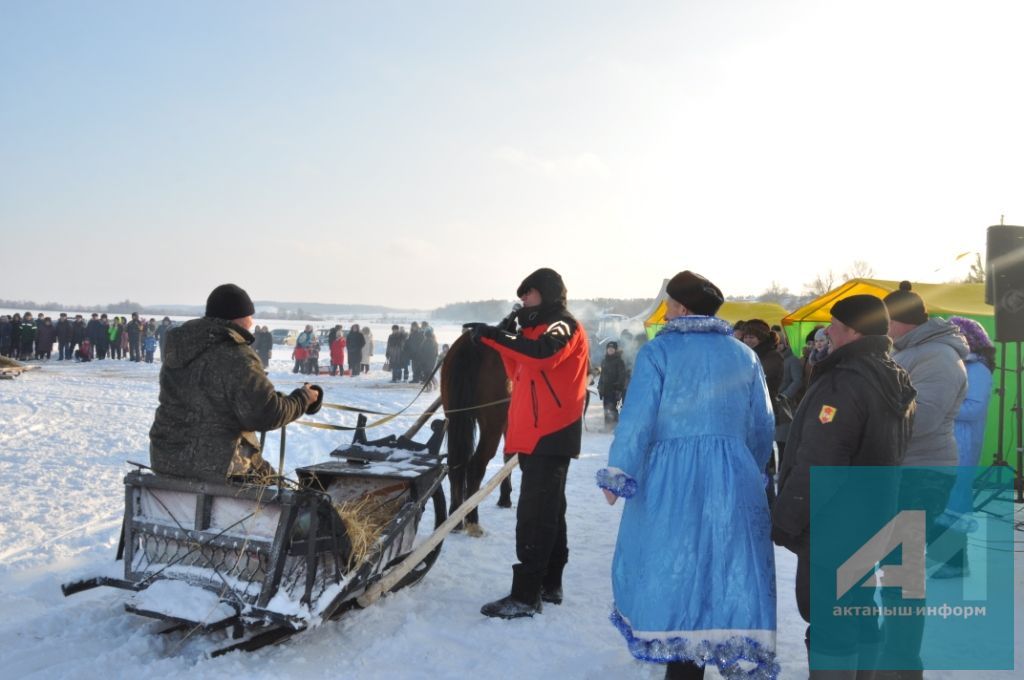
[0,319,1021,679]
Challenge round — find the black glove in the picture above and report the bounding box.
[304,384,324,415]
[464,323,498,345]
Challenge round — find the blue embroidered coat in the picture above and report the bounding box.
[597,316,778,679]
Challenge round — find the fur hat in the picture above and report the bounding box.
[666,270,724,316]
[743,319,772,343]
[883,281,928,325]
[948,316,993,353]
[606,341,619,350]
[517,268,567,306]
[831,294,890,336]
[206,283,255,320]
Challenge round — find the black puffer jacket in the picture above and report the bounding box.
[773,335,916,543]
[149,317,312,481]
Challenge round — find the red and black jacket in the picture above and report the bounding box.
[482,305,589,456]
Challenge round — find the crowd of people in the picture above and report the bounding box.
[590,277,990,680]
[0,311,174,363]
[18,273,999,678]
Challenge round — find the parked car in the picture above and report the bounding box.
[271,328,297,346]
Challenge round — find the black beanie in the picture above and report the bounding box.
[883,281,928,325]
[831,294,890,336]
[666,270,724,316]
[517,268,567,305]
[206,283,255,320]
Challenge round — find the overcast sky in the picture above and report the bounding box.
[2,1,1023,309]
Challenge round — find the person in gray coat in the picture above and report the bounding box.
[149,284,319,482]
[877,281,969,678]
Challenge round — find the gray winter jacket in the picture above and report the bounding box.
[892,317,969,466]
[149,317,312,481]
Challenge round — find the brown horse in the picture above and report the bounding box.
[440,330,513,537]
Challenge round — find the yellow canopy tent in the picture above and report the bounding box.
[642,279,789,338]
[782,278,1009,467]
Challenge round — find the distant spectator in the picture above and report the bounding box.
[86,313,103,359]
[743,319,785,505]
[294,325,315,374]
[346,324,365,376]
[126,312,144,362]
[36,316,56,360]
[420,326,439,391]
[597,341,627,431]
[144,319,158,363]
[9,313,22,360]
[109,317,124,360]
[71,314,86,358]
[775,326,804,472]
[157,317,174,359]
[19,312,37,359]
[329,325,347,376]
[386,324,406,383]
[361,325,374,374]
[0,315,11,358]
[254,325,273,368]
[403,322,422,382]
[94,314,110,360]
[55,313,73,360]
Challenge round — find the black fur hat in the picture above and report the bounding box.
[517,268,567,306]
[666,271,724,316]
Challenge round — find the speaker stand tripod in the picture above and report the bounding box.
[974,340,1024,512]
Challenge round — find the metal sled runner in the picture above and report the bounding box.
[61,420,448,656]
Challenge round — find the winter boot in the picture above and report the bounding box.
[480,594,542,619]
[540,560,565,604]
[540,584,563,605]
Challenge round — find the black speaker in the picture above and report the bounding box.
[987,224,1024,342]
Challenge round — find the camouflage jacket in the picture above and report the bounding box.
[149,317,312,481]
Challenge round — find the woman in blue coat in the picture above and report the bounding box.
[936,316,995,577]
[597,271,778,680]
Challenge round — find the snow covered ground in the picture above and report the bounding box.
[0,319,1020,679]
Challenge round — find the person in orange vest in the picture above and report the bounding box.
[474,267,590,619]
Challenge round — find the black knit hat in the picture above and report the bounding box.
[883,281,928,325]
[666,270,724,316]
[206,283,255,320]
[517,268,567,305]
[831,294,890,336]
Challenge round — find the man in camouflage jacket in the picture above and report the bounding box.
[149,284,318,481]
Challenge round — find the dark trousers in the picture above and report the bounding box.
[665,661,705,680]
[391,365,403,382]
[602,395,620,425]
[511,454,570,603]
[878,470,955,670]
[58,341,73,360]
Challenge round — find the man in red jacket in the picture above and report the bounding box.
[475,268,590,619]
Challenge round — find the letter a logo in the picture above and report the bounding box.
[836,510,926,600]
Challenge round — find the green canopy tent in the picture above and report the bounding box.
[782,279,1010,468]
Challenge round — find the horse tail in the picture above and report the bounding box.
[442,334,480,478]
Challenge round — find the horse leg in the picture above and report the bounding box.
[497,454,514,508]
[447,462,466,532]
[461,442,494,537]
